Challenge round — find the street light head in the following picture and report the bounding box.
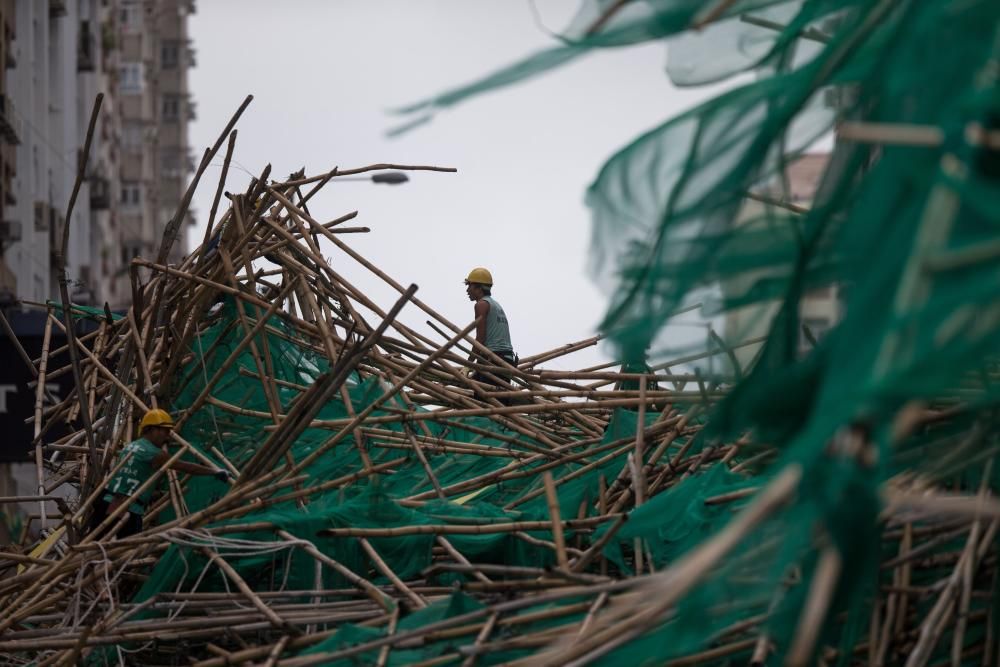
[371,171,409,185]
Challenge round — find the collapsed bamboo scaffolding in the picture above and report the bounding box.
[0,99,995,667]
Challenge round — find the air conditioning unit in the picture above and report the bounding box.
[49,212,63,256]
[34,201,48,231]
[0,220,22,242]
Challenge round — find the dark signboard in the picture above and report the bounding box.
[0,309,82,463]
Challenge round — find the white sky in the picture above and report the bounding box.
[186,1,729,370]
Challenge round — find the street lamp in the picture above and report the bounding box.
[333,171,410,185]
[371,171,409,184]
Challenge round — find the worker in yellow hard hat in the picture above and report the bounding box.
[464,267,517,393]
[88,408,230,538]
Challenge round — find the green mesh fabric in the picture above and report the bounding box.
[98,300,660,664]
[51,300,123,323]
[384,0,1000,664]
[389,1,789,134]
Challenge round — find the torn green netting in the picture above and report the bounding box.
[48,300,123,323]
[388,0,793,134]
[386,0,1000,664]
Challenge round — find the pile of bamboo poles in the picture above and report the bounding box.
[0,97,996,666]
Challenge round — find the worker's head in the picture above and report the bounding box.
[464,267,493,300]
[139,408,174,445]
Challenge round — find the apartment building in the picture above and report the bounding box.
[0,0,195,313]
[0,0,195,541]
[0,0,19,304]
[116,0,195,302]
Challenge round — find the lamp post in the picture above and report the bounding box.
[333,171,410,185]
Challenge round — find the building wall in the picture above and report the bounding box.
[114,0,196,299]
[3,0,195,312]
[6,0,101,307]
[0,0,195,542]
[0,0,18,300]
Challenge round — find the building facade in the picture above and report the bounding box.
[0,0,195,542]
[116,0,196,303]
[1,0,195,313]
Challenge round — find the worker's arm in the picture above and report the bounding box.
[171,460,224,476]
[153,452,228,479]
[473,299,489,346]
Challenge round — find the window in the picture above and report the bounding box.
[121,242,142,267]
[161,148,180,169]
[161,94,180,121]
[119,62,144,94]
[160,148,185,178]
[121,181,141,208]
[122,123,144,149]
[78,20,95,71]
[161,40,179,68]
[119,2,142,32]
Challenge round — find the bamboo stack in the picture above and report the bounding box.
[0,100,996,666]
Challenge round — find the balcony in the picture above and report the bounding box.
[90,176,110,210]
[0,95,21,145]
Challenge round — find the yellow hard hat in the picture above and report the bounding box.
[465,267,493,286]
[139,408,175,434]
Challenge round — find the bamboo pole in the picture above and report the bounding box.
[543,472,569,571]
[320,515,621,538]
[32,310,54,528]
[786,545,843,666]
[53,93,103,500]
[358,538,427,609]
[275,530,393,611]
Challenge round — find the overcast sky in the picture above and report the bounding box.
[186,1,729,370]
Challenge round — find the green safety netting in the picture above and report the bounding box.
[87,298,685,664]
[386,0,1000,664]
[49,300,123,323]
